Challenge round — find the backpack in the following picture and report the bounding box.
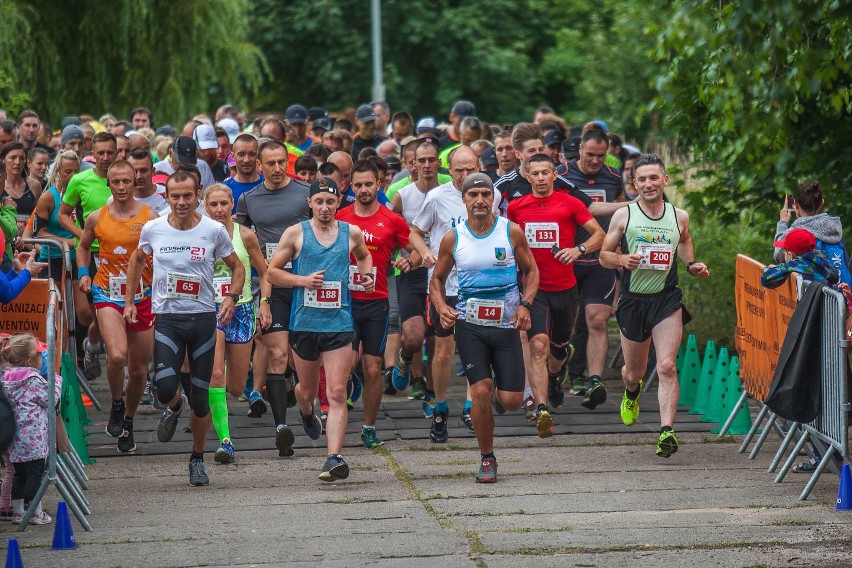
[816,239,852,289]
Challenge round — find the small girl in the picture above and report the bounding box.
[0,332,62,524]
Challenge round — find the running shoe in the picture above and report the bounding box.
[422,392,436,418]
[475,456,497,483]
[535,408,554,438]
[157,394,187,442]
[189,459,209,486]
[460,409,474,433]
[392,349,411,390]
[361,427,384,449]
[347,373,363,405]
[82,338,102,379]
[276,426,295,457]
[215,441,236,464]
[620,382,642,426]
[301,406,322,440]
[319,454,350,482]
[430,410,448,443]
[569,374,588,396]
[13,511,53,525]
[140,381,152,406]
[320,409,328,435]
[247,390,267,418]
[408,377,427,400]
[656,430,679,458]
[456,361,466,376]
[524,395,536,422]
[493,395,506,415]
[383,368,397,395]
[117,426,136,453]
[106,399,125,437]
[581,377,607,410]
[547,375,565,408]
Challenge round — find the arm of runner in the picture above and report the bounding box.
[242,225,272,330]
[509,222,537,331]
[218,252,245,325]
[428,230,458,330]
[676,208,710,278]
[393,244,422,272]
[350,224,375,294]
[123,248,147,323]
[268,224,321,288]
[57,202,83,240]
[588,200,629,216]
[390,191,403,214]
[75,209,99,293]
[599,208,640,270]
[33,191,74,250]
[408,225,436,267]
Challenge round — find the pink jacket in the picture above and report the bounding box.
[0,367,62,463]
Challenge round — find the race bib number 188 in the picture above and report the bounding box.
[304,281,342,308]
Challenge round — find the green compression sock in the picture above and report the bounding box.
[209,387,230,444]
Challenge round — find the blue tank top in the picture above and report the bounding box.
[290,220,354,332]
[39,187,76,261]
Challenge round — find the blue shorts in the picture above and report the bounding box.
[215,302,257,344]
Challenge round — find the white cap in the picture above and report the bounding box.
[193,124,218,150]
[216,118,240,144]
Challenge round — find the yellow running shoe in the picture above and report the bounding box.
[656,429,679,458]
[620,381,642,426]
[536,408,554,438]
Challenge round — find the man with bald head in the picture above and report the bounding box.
[408,146,502,443]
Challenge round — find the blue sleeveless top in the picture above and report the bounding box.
[39,187,76,261]
[290,220,354,332]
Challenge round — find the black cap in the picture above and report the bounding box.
[562,136,581,160]
[285,104,308,125]
[309,177,339,197]
[356,104,377,123]
[307,107,328,122]
[480,146,498,167]
[155,124,176,137]
[544,130,566,148]
[172,136,197,166]
[312,117,334,132]
[384,155,401,170]
[451,100,476,119]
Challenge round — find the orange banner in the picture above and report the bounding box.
[0,278,63,367]
[734,255,798,401]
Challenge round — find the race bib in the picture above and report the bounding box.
[304,281,342,308]
[348,266,377,292]
[525,222,558,249]
[166,272,202,299]
[109,276,143,302]
[582,189,607,203]
[213,277,232,303]
[266,243,291,268]
[637,243,673,271]
[465,298,504,327]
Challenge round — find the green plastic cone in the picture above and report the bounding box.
[689,340,717,414]
[678,334,701,406]
[701,347,729,424]
[712,357,752,434]
[62,354,92,426]
[60,356,94,464]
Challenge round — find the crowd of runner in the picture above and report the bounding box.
[0,100,709,486]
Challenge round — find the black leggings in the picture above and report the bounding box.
[154,313,217,417]
[12,458,45,503]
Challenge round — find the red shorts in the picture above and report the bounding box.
[94,297,155,333]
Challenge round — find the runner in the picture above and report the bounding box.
[76,160,158,453]
[124,170,245,485]
[600,153,709,458]
[203,184,271,464]
[267,177,375,481]
[336,160,419,448]
[430,173,538,482]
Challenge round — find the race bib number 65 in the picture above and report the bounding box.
[166,272,202,299]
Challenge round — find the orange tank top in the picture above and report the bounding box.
[93,204,153,294]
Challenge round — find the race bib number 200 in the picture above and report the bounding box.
[637,243,673,271]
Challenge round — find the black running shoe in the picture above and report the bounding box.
[117,425,136,453]
[301,406,322,440]
[276,426,295,457]
[581,377,607,410]
[106,399,125,438]
[319,454,350,482]
[460,409,474,433]
[547,375,565,408]
[430,411,448,443]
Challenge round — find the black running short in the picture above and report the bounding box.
[427,294,457,338]
[527,288,579,346]
[351,298,389,357]
[455,320,524,392]
[263,287,293,335]
[290,331,356,361]
[574,262,616,306]
[153,312,217,413]
[616,288,691,342]
[397,267,428,323]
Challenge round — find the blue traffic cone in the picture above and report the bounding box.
[51,502,78,550]
[4,538,24,568]
[838,464,852,511]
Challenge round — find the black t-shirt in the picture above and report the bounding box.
[352,134,387,159]
[560,159,623,261]
[212,160,229,183]
[494,168,590,210]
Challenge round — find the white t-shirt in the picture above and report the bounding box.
[412,181,501,296]
[138,215,234,314]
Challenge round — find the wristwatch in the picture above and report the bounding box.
[519,299,533,309]
[577,244,587,255]
[260,296,270,303]
[227,293,240,303]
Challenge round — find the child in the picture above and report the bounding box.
[0,332,62,524]
[761,228,839,289]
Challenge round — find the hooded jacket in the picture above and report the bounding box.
[0,366,62,462]
[774,213,843,263]
[760,249,839,290]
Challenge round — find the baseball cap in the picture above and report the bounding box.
[451,100,476,119]
[416,117,436,133]
[285,104,308,125]
[480,147,498,168]
[356,104,377,123]
[192,124,218,150]
[461,172,494,194]
[774,228,817,256]
[312,117,333,132]
[216,118,240,144]
[309,177,339,197]
[308,107,328,122]
[562,136,581,160]
[155,124,176,138]
[384,155,401,171]
[172,136,197,166]
[544,130,566,148]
